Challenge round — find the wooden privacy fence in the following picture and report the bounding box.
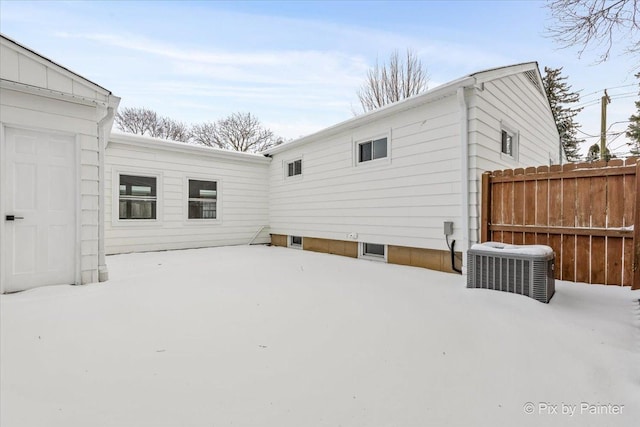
[481,158,640,290]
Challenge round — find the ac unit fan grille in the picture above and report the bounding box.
[467,247,554,303]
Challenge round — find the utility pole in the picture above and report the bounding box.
[600,89,611,160]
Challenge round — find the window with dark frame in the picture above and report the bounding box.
[119,175,157,220]
[290,235,303,247]
[287,159,302,177]
[358,137,387,163]
[188,179,217,219]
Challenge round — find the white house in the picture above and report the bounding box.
[263,62,560,273]
[0,34,561,292]
[0,34,120,293]
[104,132,271,254]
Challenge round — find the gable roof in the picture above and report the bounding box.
[263,62,546,156]
[0,33,113,103]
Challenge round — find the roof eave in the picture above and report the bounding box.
[108,132,272,164]
[0,33,112,95]
[262,75,477,155]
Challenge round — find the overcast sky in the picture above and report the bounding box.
[1,0,637,157]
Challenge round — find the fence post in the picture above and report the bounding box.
[481,172,491,243]
[633,160,640,290]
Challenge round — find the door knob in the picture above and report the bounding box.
[5,215,24,221]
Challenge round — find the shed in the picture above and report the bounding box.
[0,34,120,293]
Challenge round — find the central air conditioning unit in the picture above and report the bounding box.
[467,242,555,303]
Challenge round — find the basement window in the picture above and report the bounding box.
[289,235,303,248]
[119,175,157,220]
[361,242,386,261]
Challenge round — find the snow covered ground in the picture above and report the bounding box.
[1,245,638,427]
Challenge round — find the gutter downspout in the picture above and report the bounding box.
[457,87,470,274]
[97,100,117,282]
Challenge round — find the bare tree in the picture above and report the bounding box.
[115,107,157,135]
[357,49,429,113]
[114,107,190,142]
[190,112,283,152]
[546,0,640,62]
[160,117,190,142]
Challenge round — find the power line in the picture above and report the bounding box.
[578,84,636,98]
[576,91,637,108]
[577,128,598,137]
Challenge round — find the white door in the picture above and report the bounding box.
[3,127,76,292]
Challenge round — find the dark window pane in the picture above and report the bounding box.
[359,141,372,162]
[364,243,385,256]
[119,175,157,219]
[119,200,156,219]
[188,201,217,219]
[189,180,217,199]
[501,131,512,155]
[119,200,126,219]
[373,138,387,159]
[188,180,217,219]
[120,175,156,196]
[288,160,302,176]
[291,235,302,246]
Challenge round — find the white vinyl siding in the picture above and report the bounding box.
[105,135,270,254]
[268,65,559,257]
[269,95,463,252]
[467,71,561,247]
[0,35,114,282]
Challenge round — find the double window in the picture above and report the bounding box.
[119,175,157,220]
[188,179,217,219]
[358,137,387,163]
[117,174,220,222]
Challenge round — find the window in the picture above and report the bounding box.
[287,159,302,177]
[501,130,513,156]
[290,235,303,248]
[119,175,157,220]
[358,137,387,163]
[363,243,385,258]
[188,179,217,219]
[500,124,518,160]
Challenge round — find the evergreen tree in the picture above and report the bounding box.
[542,67,584,162]
[586,143,600,161]
[626,72,640,155]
